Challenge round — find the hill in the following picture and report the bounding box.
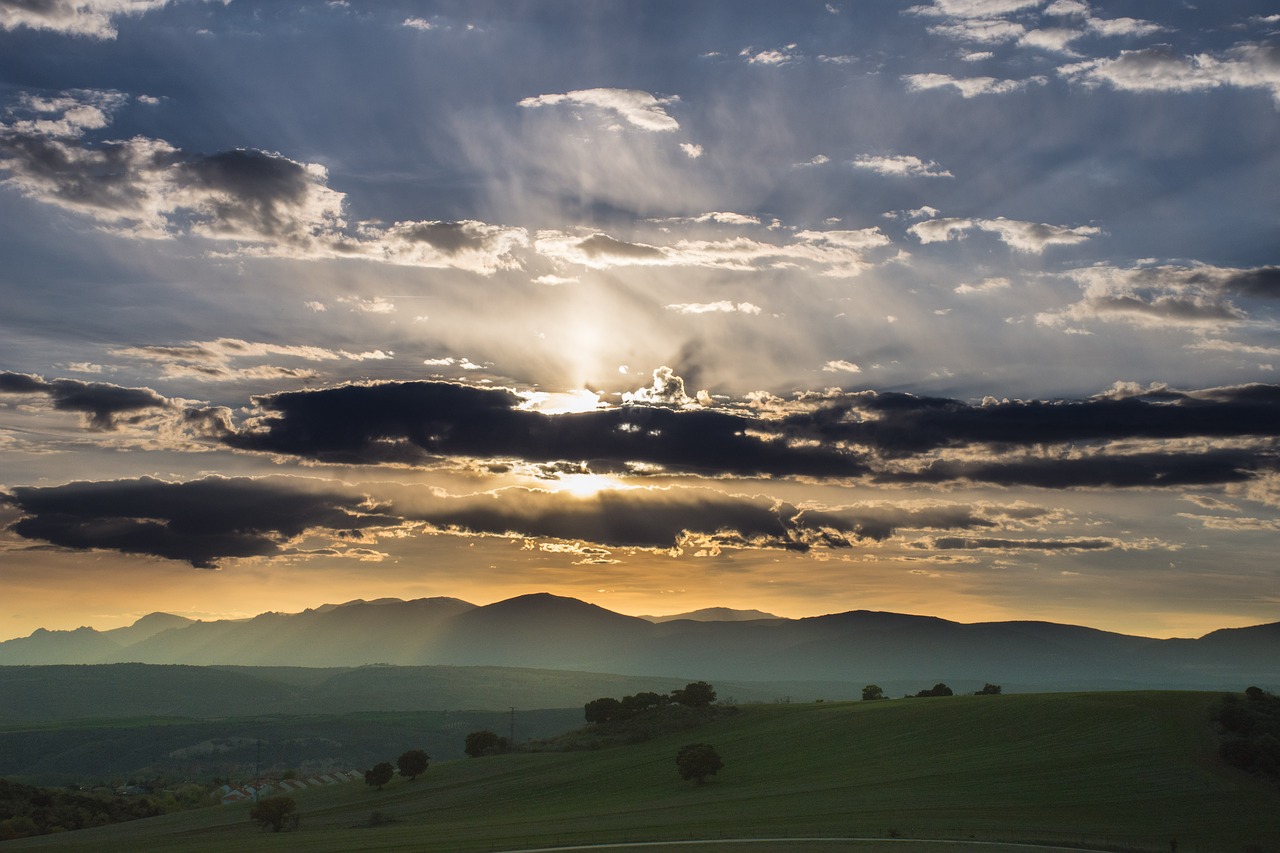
[2,593,1278,690]
[2,692,1277,852]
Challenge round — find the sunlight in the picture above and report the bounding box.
[550,473,632,498]
[519,389,604,414]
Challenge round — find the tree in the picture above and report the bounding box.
[249,795,297,832]
[397,749,429,781]
[465,730,504,757]
[975,683,1002,695]
[914,683,954,698]
[364,762,394,790]
[676,743,723,784]
[584,696,623,723]
[861,684,885,701]
[672,681,717,707]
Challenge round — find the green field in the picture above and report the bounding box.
[4,692,1278,853]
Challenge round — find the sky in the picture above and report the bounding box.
[1,0,1279,642]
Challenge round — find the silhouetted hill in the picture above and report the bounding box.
[1,594,1276,690]
[641,607,781,622]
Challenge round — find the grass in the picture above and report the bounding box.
[4,692,1278,853]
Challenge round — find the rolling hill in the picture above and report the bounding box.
[2,692,1277,853]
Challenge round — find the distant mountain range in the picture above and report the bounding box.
[2,593,1277,691]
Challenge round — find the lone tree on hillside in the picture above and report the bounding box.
[676,742,723,784]
[862,684,885,701]
[397,749,430,781]
[465,730,506,757]
[249,795,298,832]
[364,762,394,790]
[975,683,1002,695]
[672,681,717,707]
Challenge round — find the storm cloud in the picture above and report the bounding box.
[224,381,869,479]
[0,371,171,429]
[3,476,400,568]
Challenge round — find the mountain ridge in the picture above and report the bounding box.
[2,594,1276,690]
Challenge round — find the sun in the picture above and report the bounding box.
[552,473,632,498]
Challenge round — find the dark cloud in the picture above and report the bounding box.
[1220,266,1280,300]
[882,449,1268,489]
[914,537,1121,552]
[423,490,1002,553]
[3,477,399,568]
[3,476,1029,564]
[782,383,1280,456]
[225,381,867,478]
[0,371,170,429]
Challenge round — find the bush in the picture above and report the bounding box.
[249,796,297,832]
[676,742,723,784]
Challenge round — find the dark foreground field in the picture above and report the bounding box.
[4,692,1278,853]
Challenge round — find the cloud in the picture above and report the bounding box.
[852,154,953,178]
[518,88,681,132]
[740,44,802,65]
[110,338,391,382]
[534,226,892,276]
[0,371,171,430]
[955,276,1012,294]
[1059,42,1280,106]
[679,142,703,158]
[1036,263,1279,328]
[222,379,869,479]
[0,0,170,39]
[2,476,401,568]
[664,301,762,315]
[909,216,1101,252]
[823,360,862,374]
[402,16,434,31]
[910,535,1132,551]
[0,91,527,274]
[906,0,1042,17]
[903,72,1047,96]
[928,18,1026,44]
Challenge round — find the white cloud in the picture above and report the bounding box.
[907,0,1042,19]
[1018,27,1084,54]
[680,142,704,158]
[928,18,1026,44]
[1035,263,1269,329]
[1085,16,1164,38]
[664,301,762,315]
[518,88,681,132]
[534,226,892,277]
[955,276,1012,294]
[740,44,801,65]
[1059,43,1280,106]
[903,72,1046,96]
[823,360,862,373]
[0,93,530,275]
[852,154,953,178]
[402,16,435,30]
[0,0,171,39]
[909,216,1100,252]
[533,274,579,286]
[962,51,995,61]
[110,338,392,382]
[1044,0,1089,16]
[338,296,396,314]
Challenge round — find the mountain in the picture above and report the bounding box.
[641,607,782,622]
[1,594,1276,691]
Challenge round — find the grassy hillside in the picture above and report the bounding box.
[5,692,1279,853]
